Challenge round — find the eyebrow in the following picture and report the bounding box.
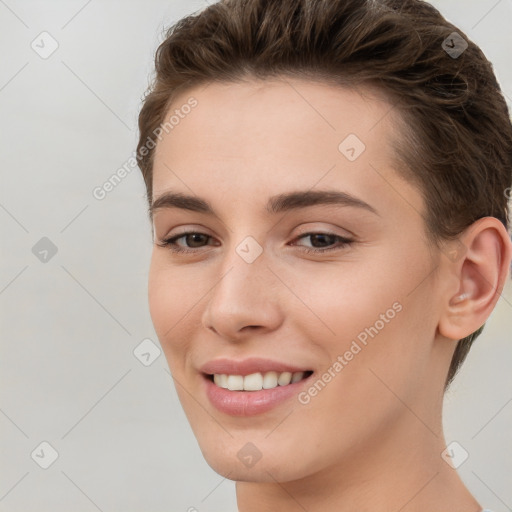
[149,189,379,218]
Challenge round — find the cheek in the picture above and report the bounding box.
[296,257,431,385]
[147,255,199,364]
[290,261,402,346]
[329,312,434,430]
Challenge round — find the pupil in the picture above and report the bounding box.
[311,234,334,247]
[187,233,206,247]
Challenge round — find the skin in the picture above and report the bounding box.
[147,77,511,512]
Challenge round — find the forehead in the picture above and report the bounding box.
[151,78,411,214]
[160,77,397,157]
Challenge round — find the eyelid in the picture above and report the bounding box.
[157,224,213,240]
[292,223,357,240]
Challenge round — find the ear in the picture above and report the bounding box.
[438,217,512,341]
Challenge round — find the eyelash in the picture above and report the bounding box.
[157,231,354,255]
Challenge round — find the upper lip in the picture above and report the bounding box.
[200,357,312,376]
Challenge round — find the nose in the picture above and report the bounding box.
[201,249,284,341]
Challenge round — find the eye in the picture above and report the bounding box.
[157,231,217,254]
[291,232,354,254]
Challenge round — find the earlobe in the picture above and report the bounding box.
[438,217,512,341]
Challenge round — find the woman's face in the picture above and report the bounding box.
[148,78,453,482]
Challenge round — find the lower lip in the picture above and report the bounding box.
[203,373,313,417]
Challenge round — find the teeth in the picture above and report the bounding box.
[262,371,278,389]
[291,372,304,383]
[277,371,292,386]
[244,372,263,391]
[227,375,244,391]
[212,371,308,391]
[213,374,228,388]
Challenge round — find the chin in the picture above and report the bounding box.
[198,438,315,483]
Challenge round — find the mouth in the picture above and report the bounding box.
[204,370,314,391]
[199,357,316,416]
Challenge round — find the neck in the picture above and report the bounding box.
[235,411,481,512]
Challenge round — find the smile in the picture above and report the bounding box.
[210,371,313,391]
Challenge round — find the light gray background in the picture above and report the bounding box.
[0,1,511,511]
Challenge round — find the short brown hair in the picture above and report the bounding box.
[136,0,512,390]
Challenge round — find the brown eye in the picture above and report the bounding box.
[158,232,216,253]
[292,232,353,253]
